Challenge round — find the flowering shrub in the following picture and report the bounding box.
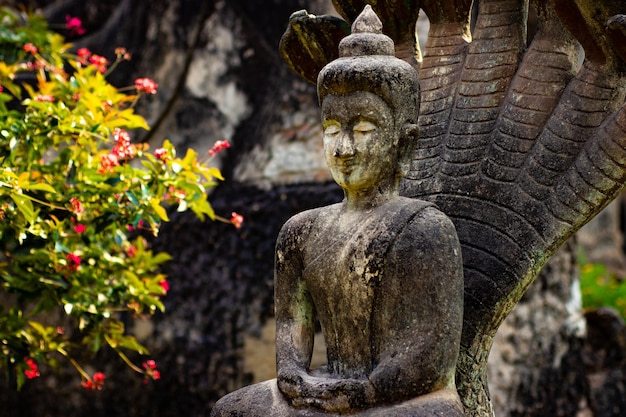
[0,8,241,389]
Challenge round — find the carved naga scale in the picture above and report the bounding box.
[279,0,626,416]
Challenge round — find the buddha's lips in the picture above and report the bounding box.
[334,158,356,170]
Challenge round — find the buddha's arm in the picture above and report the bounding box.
[274,213,376,413]
[368,208,464,402]
[274,216,316,397]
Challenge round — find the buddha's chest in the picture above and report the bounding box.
[302,224,381,303]
[302,235,378,375]
[302,225,382,334]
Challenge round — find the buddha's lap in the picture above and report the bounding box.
[210,379,465,417]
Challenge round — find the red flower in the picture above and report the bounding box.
[65,15,86,36]
[114,127,131,145]
[111,128,136,160]
[126,244,137,258]
[230,212,244,229]
[66,253,81,272]
[115,47,131,61]
[98,153,119,174]
[89,54,108,73]
[159,280,170,294]
[153,147,168,161]
[23,357,40,379]
[77,47,91,58]
[134,78,158,94]
[23,43,37,55]
[82,372,105,390]
[165,187,186,204]
[74,224,86,234]
[34,95,55,102]
[70,197,84,215]
[142,360,160,382]
[208,140,231,156]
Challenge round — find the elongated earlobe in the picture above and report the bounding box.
[398,123,419,177]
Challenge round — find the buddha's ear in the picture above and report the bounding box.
[398,123,419,176]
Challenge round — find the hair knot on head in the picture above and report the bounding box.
[317,6,420,127]
[338,5,394,57]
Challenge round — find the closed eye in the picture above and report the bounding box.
[353,120,377,134]
[324,122,341,136]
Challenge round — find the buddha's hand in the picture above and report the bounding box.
[278,368,376,412]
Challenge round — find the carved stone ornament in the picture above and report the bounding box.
[211,5,468,416]
[278,1,626,417]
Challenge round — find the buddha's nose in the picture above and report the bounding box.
[333,131,355,158]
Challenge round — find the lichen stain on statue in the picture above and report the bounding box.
[210,6,465,417]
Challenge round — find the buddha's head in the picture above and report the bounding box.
[317,5,420,193]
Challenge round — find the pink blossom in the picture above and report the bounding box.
[70,197,84,215]
[98,153,119,174]
[111,128,136,160]
[230,212,244,229]
[34,95,55,102]
[89,54,108,73]
[208,140,231,157]
[126,245,137,258]
[76,48,91,65]
[82,372,105,390]
[74,224,86,234]
[115,47,131,60]
[134,78,158,94]
[24,357,40,379]
[159,280,170,293]
[23,43,37,55]
[66,253,81,272]
[65,15,86,36]
[154,148,168,161]
[142,359,160,382]
[77,48,91,58]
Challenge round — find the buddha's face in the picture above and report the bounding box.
[321,92,398,192]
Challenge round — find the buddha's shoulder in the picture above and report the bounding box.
[387,196,446,220]
[389,197,458,237]
[278,204,341,236]
[393,196,434,212]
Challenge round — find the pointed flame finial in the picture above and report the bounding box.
[352,5,383,34]
[338,5,394,58]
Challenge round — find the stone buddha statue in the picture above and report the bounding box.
[211,6,465,416]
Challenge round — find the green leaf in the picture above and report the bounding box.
[117,335,149,354]
[125,191,139,206]
[190,197,215,221]
[22,183,56,193]
[150,252,173,265]
[150,198,169,222]
[10,193,35,223]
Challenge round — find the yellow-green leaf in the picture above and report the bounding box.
[22,183,56,193]
[10,193,36,223]
[150,198,169,222]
